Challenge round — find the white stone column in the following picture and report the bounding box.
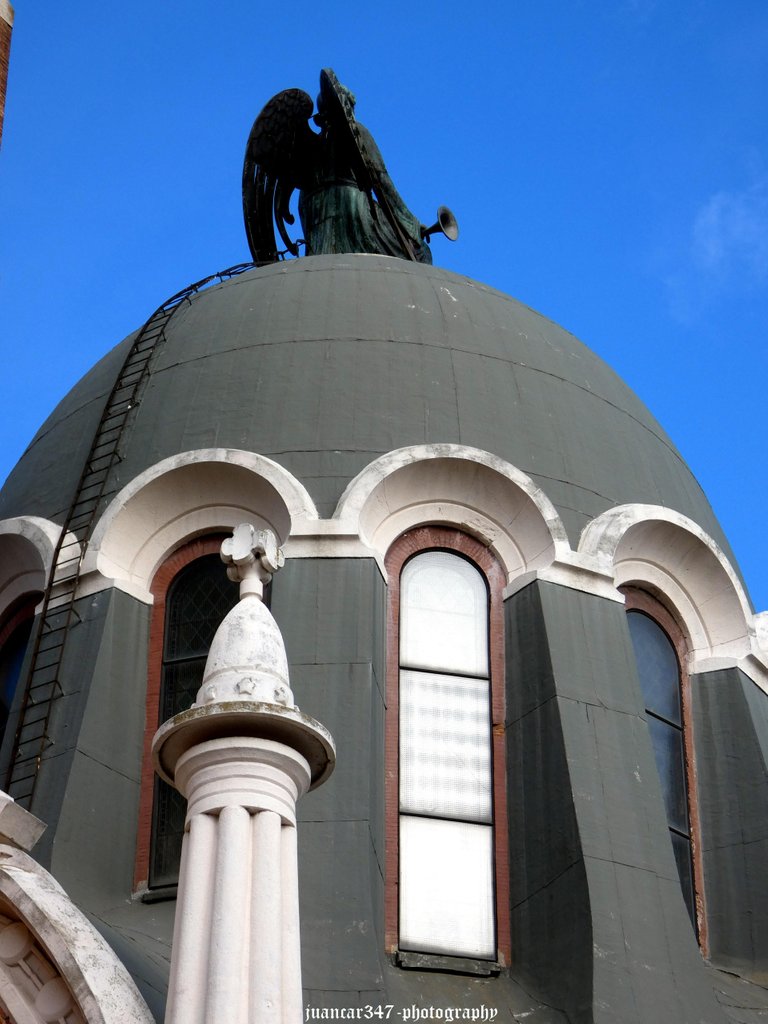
[153,525,335,1024]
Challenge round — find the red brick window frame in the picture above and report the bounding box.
[622,586,707,954]
[384,526,510,967]
[133,536,227,891]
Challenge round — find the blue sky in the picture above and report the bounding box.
[1,1,766,610]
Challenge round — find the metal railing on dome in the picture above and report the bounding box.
[5,261,261,809]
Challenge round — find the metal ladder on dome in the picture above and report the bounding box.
[5,261,258,809]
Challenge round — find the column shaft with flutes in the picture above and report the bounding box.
[153,525,335,1024]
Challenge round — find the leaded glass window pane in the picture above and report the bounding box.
[160,659,208,722]
[400,551,488,676]
[150,774,190,888]
[400,669,492,822]
[165,557,238,661]
[150,554,239,889]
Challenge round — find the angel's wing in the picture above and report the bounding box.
[242,89,317,262]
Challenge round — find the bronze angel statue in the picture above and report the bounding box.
[242,68,458,264]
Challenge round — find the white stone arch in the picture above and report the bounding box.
[333,444,570,582]
[579,504,767,685]
[0,518,61,620]
[0,845,153,1024]
[83,449,318,603]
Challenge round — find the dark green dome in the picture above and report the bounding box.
[0,254,728,557]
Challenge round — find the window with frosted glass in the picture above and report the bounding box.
[627,609,696,928]
[398,551,495,959]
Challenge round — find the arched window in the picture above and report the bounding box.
[150,553,240,887]
[135,537,240,893]
[624,589,703,941]
[385,528,509,968]
[0,594,42,741]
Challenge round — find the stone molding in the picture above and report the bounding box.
[59,445,767,690]
[153,701,335,793]
[0,844,154,1024]
[334,443,571,580]
[81,449,318,602]
[0,793,44,853]
[0,517,61,619]
[579,504,766,686]
[175,737,310,825]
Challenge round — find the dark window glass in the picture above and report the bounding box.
[0,597,42,742]
[150,555,240,888]
[627,611,681,725]
[164,559,236,662]
[0,618,35,738]
[627,609,696,929]
[646,715,688,833]
[671,830,696,922]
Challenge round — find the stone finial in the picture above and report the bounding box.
[191,523,293,709]
[221,524,285,599]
